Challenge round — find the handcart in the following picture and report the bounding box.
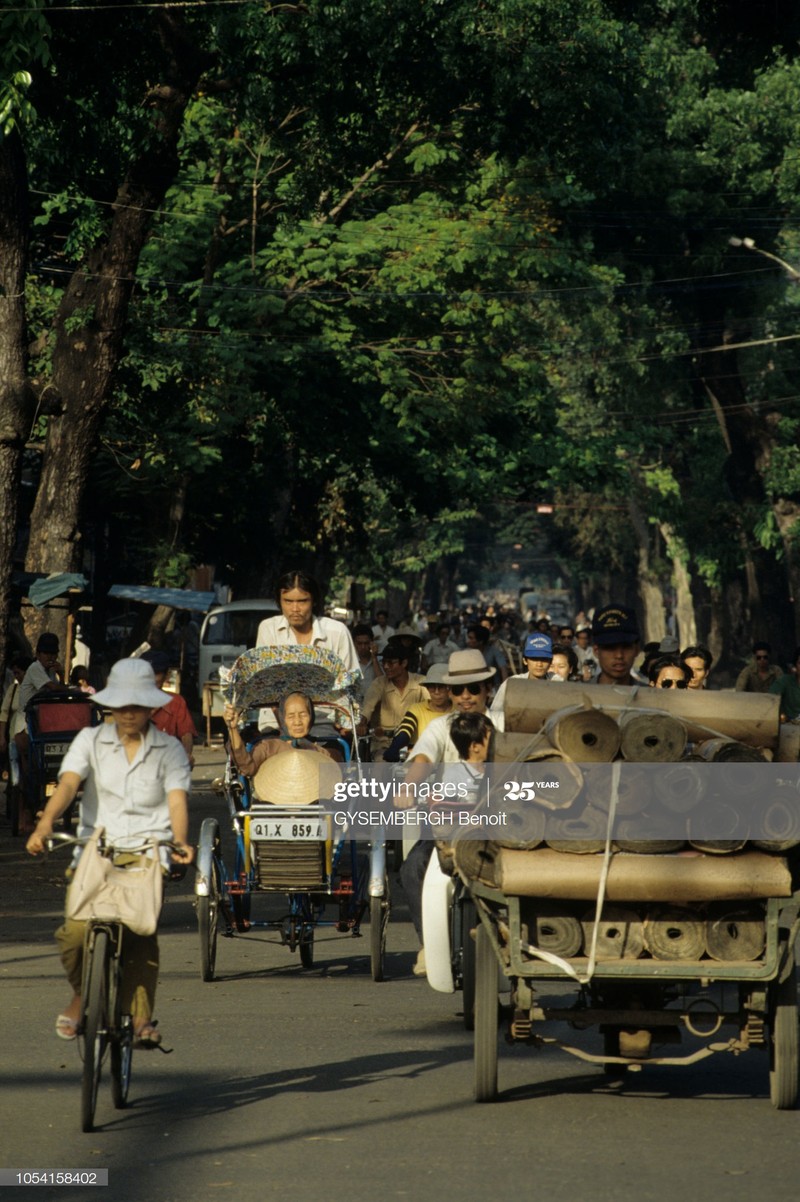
[20,691,99,835]
[458,766,800,1109]
[194,645,390,981]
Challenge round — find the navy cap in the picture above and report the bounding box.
[591,604,640,646]
[523,633,553,660]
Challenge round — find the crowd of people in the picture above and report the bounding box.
[12,568,800,1038]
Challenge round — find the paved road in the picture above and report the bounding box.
[1,748,798,1201]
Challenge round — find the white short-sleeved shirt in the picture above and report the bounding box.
[60,722,191,850]
[256,614,360,676]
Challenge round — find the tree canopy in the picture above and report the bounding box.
[3,0,800,661]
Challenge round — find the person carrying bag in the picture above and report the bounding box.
[26,658,194,1048]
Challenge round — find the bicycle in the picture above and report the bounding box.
[47,833,183,1132]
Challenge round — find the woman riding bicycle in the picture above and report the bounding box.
[26,658,194,1048]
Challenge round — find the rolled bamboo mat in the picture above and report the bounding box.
[618,710,686,762]
[581,905,644,959]
[652,762,708,813]
[614,811,685,854]
[776,722,800,763]
[522,906,583,957]
[546,805,610,853]
[643,905,706,960]
[687,799,748,853]
[694,738,767,768]
[583,763,650,816]
[495,847,792,901]
[752,783,800,851]
[543,705,621,762]
[705,903,766,961]
[453,839,501,888]
[490,795,546,849]
[503,678,780,750]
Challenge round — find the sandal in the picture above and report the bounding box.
[56,1014,79,1041]
[133,1022,163,1050]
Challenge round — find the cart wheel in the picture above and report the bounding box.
[769,964,798,1110]
[110,1015,133,1109]
[300,927,314,969]
[81,929,109,1133]
[474,923,499,1102]
[370,893,390,982]
[198,860,221,983]
[461,896,477,1032]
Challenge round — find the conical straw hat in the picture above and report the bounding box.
[253,747,342,806]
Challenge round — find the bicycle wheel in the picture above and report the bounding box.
[110,1015,133,1109]
[473,923,498,1103]
[460,896,477,1031]
[198,857,221,982]
[81,929,109,1132]
[370,892,389,982]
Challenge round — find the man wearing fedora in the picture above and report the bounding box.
[382,662,454,762]
[398,649,494,975]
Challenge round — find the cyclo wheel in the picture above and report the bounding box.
[461,895,477,1032]
[769,962,799,1110]
[299,925,314,969]
[473,922,499,1103]
[81,928,110,1132]
[198,857,222,982]
[370,892,390,982]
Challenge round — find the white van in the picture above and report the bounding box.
[198,599,279,688]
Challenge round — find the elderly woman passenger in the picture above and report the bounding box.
[224,691,338,777]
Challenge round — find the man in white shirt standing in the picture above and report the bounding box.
[371,610,396,654]
[256,571,360,737]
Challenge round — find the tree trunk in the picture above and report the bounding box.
[628,499,665,643]
[773,499,800,645]
[0,129,35,668]
[23,13,210,647]
[660,522,697,647]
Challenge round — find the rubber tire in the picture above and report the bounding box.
[198,856,221,982]
[370,893,389,982]
[769,965,799,1109]
[110,1015,132,1109]
[299,928,314,968]
[473,923,498,1102]
[81,929,109,1133]
[461,896,477,1031]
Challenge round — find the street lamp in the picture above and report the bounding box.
[729,236,800,283]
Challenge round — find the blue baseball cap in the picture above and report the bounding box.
[523,633,553,660]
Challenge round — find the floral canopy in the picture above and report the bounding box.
[221,645,362,725]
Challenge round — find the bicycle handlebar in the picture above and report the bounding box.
[44,832,188,857]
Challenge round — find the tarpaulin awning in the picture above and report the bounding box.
[27,572,88,609]
[107,585,217,612]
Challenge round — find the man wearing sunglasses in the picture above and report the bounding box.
[647,655,692,689]
[735,641,784,694]
[398,649,495,976]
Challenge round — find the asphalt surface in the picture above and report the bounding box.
[1,744,798,1202]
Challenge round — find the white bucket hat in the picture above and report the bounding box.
[92,658,171,709]
[423,662,450,686]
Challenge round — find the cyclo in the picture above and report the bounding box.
[195,645,390,980]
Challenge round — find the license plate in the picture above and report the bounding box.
[44,742,72,756]
[249,817,326,841]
